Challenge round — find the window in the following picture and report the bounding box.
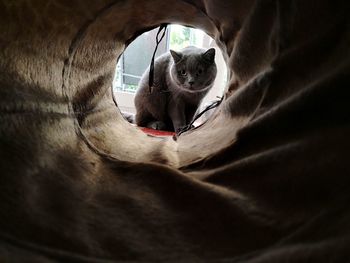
[113,25,227,113]
[113,27,168,93]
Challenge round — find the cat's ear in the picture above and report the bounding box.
[202,48,216,64]
[170,50,183,63]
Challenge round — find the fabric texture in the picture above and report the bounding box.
[0,0,349,262]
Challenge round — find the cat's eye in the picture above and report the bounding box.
[179,70,187,76]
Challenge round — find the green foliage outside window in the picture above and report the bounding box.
[170,27,195,50]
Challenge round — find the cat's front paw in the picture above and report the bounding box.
[147,121,167,131]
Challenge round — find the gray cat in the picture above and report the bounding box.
[134,46,217,133]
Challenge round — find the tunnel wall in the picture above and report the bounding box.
[0,0,349,261]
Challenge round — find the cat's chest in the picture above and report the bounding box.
[182,92,204,105]
[168,90,201,105]
[167,94,199,118]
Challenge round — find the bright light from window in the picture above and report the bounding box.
[168,25,206,50]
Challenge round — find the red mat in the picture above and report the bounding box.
[139,127,175,137]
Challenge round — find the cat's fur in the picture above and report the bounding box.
[134,46,217,133]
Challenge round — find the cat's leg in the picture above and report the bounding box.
[172,114,187,133]
[135,109,153,127]
[146,121,168,130]
[135,109,168,130]
[168,104,186,133]
[185,105,198,125]
[135,83,170,129]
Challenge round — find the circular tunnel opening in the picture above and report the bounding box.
[69,0,241,167]
[112,24,228,136]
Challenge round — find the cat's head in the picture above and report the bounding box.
[169,47,217,93]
